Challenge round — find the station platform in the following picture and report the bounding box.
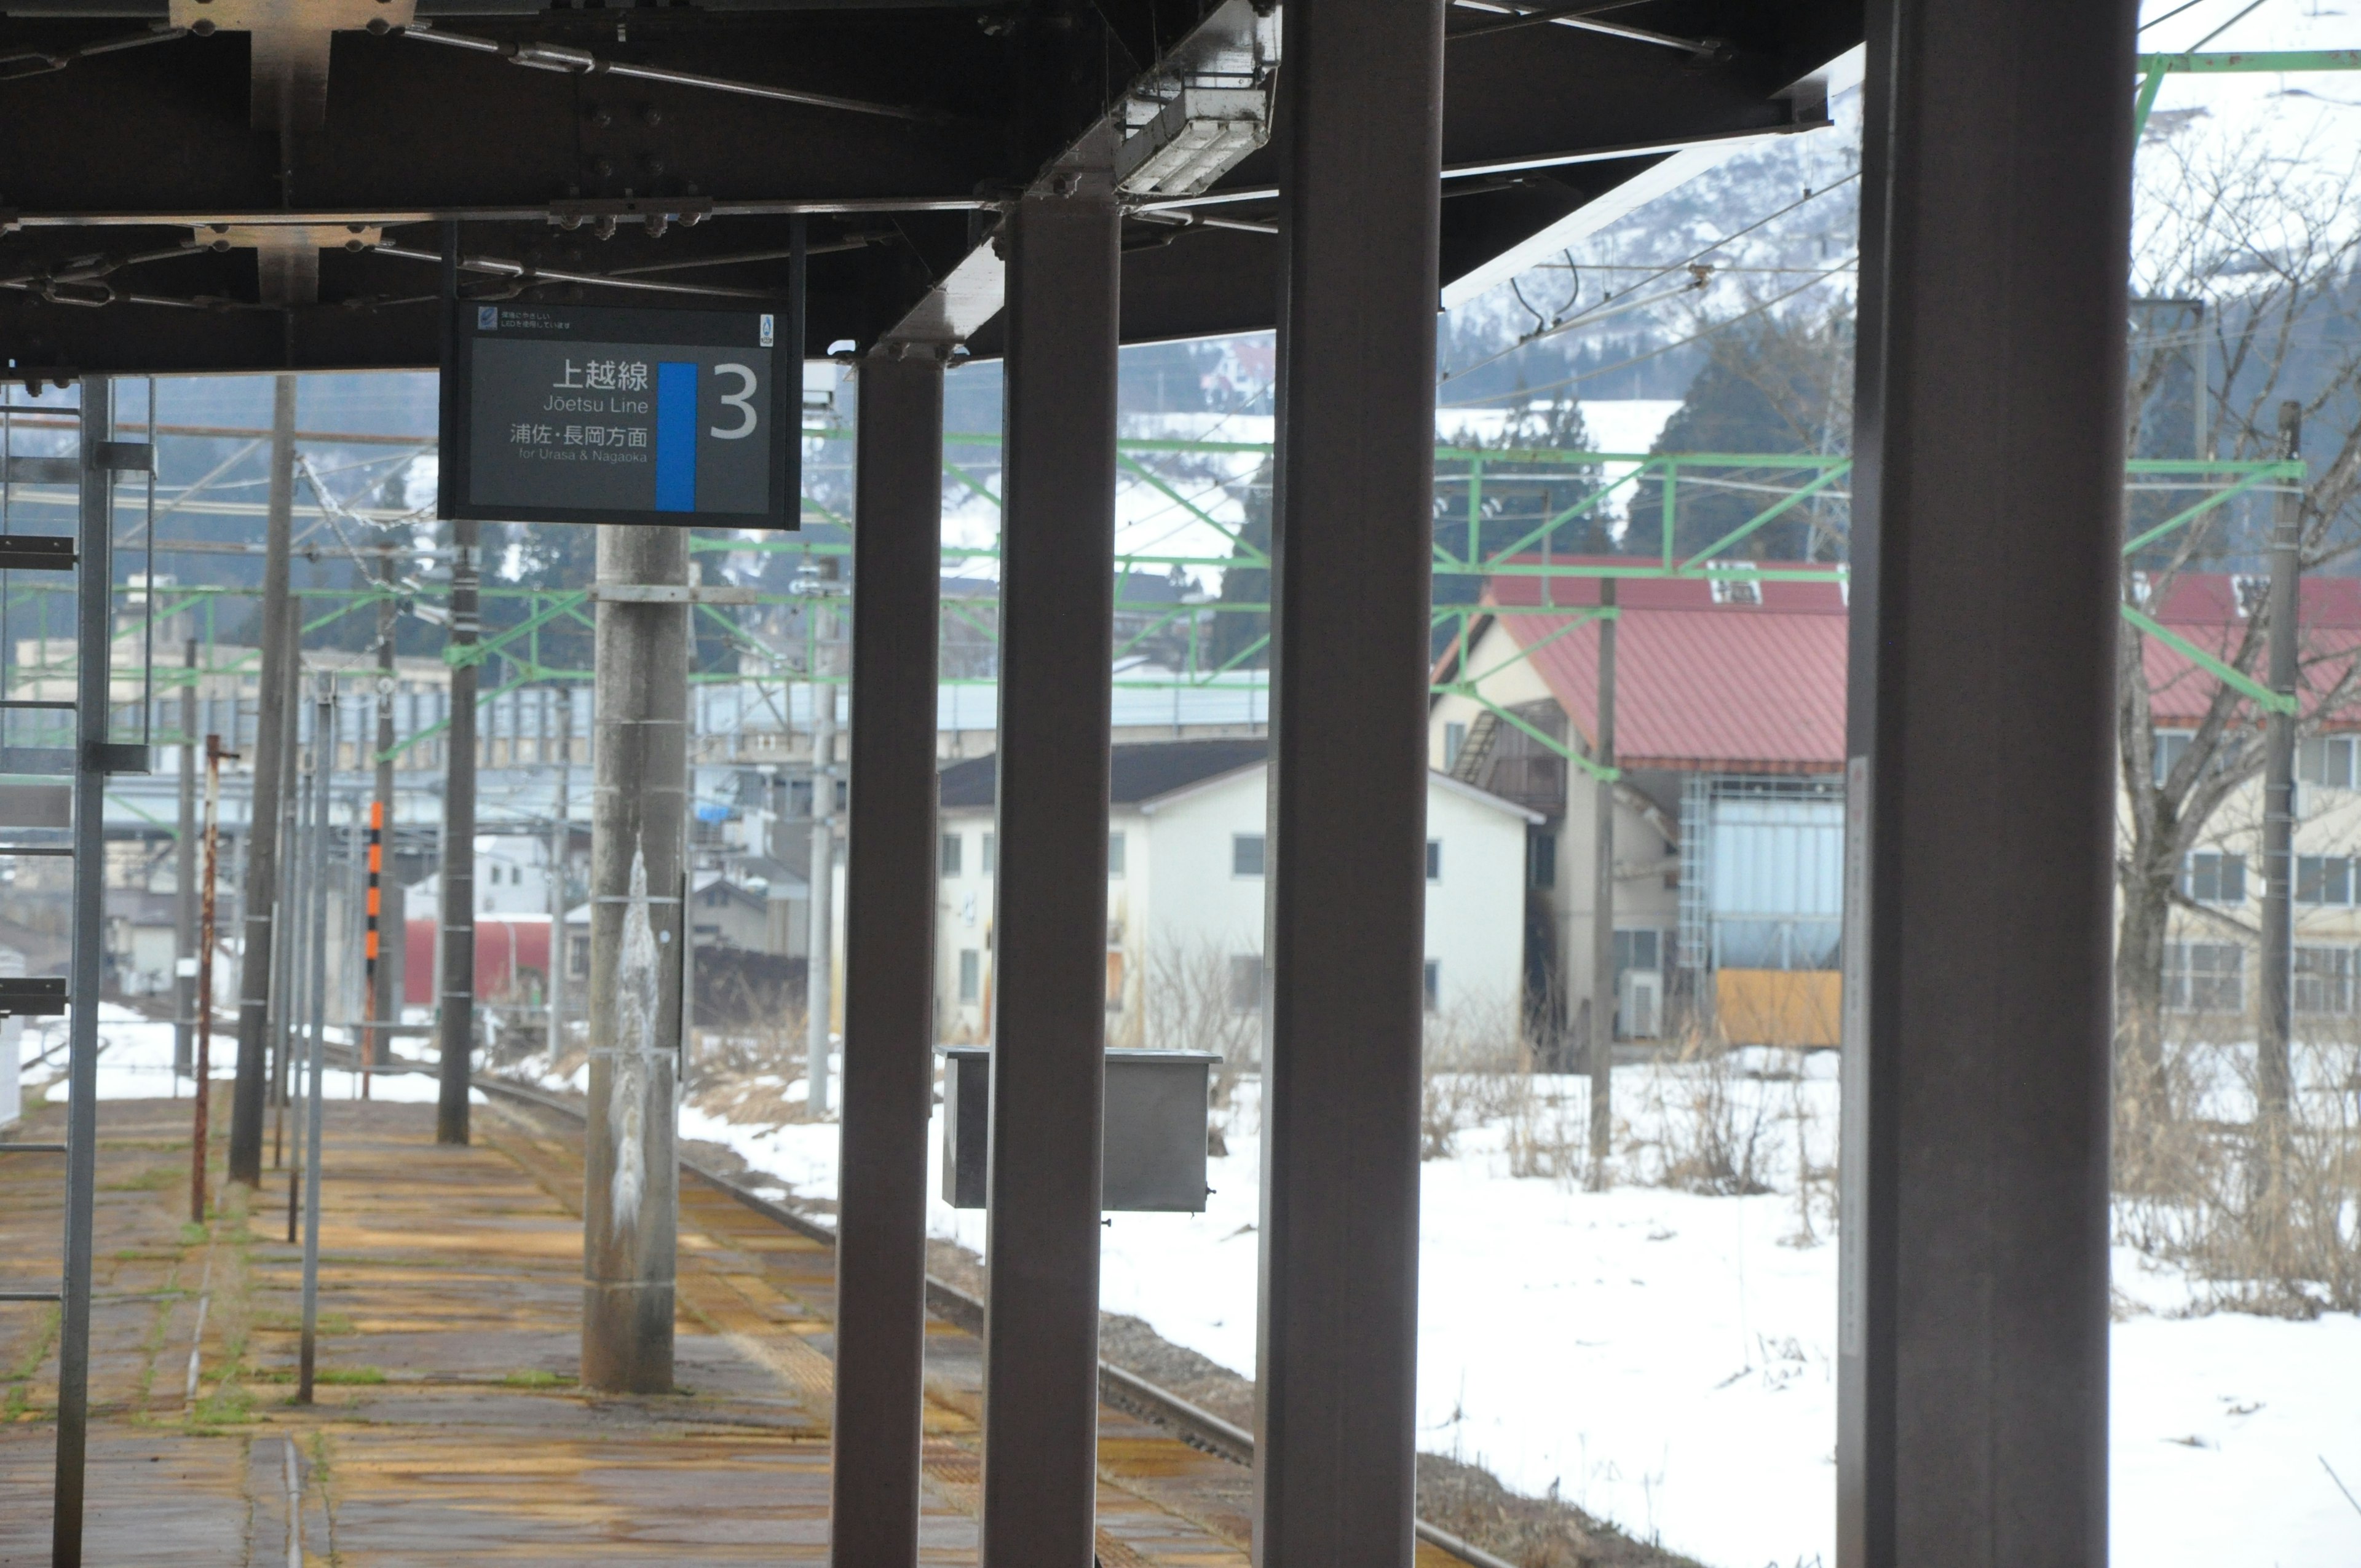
[0,1095,1458,1566]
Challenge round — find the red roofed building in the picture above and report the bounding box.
[1432,562,2361,1052]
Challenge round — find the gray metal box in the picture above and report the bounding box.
[939,1047,1217,1213]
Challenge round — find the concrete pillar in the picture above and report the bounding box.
[437,516,480,1144]
[1839,2,2136,1563]
[1256,2,1444,1561]
[581,526,687,1394]
[829,345,946,1565]
[227,373,296,1186]
[981,185,1120,1567]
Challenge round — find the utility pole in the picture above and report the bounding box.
[286,703,317,1242]
[173,638,197,1081]
[582,526,687,1394]
[273,630,305,1172]
[192,735,226,1224]
[370,536,398,1079]
[297,675,334,1404]
[437,517,480,1144]
[807,608,836,1118]
[1589,577,1617,1189]
[548,689,571,1059]
[2260,400,2302,1127]
[227,373,296,1187]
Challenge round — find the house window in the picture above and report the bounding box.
[1528,831,1556,890]
[983,832,995,875]
[1422,959,1442,1013]
[2300,735,2357,789]
[2182,851,2246,905]
[2164,941,2244,1012]
[941,832,963,876]
[2295,945,2356,1015]
[1108,830,1126,879]
[569,932,590,980]
[1444,721,1467,770]
[2297,855,2355,906]
[1613,929,1662,978]
[2153,731,2194,788]
[1426,839,1443,882]
[1233,833,1265,877]
[1228,954,1262,1013]
[958,949,980,1004]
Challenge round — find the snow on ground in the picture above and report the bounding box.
[669,1053,2361,1568]
[31,1016,2355,1565]
[11,1007,483,1114]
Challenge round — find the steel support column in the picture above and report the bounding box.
[1255,6,1444,1561]
[1838,4,2136,1565]
[829,346,946,1566]
[52,376,115,1567]
[981,187,1119,1568]
[581,526,686,1394]
[227,373,297,1186]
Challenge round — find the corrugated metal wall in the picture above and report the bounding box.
[1708,792,1843,917]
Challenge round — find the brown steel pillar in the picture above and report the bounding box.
[1256,4,1444,1562]
[829,345,946,1565]
[581,526,687,1393]
[981,186,1120,1567]
[1839,3,2136,1564]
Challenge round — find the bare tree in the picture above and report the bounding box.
[2115,130,2361,1099]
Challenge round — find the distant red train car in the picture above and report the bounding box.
[404,917,553,1008]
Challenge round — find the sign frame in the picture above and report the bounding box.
[438,299,801,531]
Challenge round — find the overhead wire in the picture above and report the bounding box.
[1438,172,1861,386]
[1438,251,1857,408]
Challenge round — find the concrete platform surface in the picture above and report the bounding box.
[0,1093,1325,1566]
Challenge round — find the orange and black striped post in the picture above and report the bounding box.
[362,798,382,1099]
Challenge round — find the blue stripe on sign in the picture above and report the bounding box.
[654,361,697,512]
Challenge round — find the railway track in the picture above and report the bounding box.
[462,1071,1519,1568]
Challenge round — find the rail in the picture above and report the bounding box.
[456,1069,1521,1568]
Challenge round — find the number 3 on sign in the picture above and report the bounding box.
[710,364,759,440]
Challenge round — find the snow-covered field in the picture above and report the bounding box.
[23,1015,2357,1567]
[670,1051,2361,1568]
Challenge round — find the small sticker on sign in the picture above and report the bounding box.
[759,314,775,348]
[478,306,499,331]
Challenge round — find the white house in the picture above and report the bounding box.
[932,739,1539,1045]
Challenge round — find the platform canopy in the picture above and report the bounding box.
[0,0,1856,376]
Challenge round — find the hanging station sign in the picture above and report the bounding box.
[439,302,799,529]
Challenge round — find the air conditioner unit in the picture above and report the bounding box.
[1619,969,1663,1040]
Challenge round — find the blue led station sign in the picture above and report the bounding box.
[440,301,799,529]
